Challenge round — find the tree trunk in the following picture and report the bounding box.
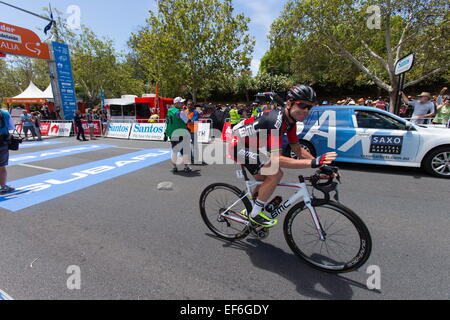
[389,91,397,114]
[389,76,400,114]
[192,89,197,104]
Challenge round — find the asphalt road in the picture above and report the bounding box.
[0,137,448,300]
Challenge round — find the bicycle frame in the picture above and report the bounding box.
[219,168,327,241]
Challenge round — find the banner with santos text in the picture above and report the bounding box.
[106,122,132,139]
[130,123,166,141]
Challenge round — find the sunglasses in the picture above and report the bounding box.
[291,101,314,109]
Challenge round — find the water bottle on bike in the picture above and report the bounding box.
[265,196,282,218]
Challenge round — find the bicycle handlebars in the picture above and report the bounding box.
[300,166,341,203]
[301,166,340,185]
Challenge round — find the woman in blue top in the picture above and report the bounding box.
[0,109,16,194]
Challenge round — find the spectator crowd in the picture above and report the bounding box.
[172,86,450,131]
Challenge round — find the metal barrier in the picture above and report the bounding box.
[107,119,139,123]
[403,117,435,122]
[404,117,449,128]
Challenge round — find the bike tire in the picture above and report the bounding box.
[283,200,372,273]
[199,183,252,241]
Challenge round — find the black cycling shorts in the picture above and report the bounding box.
[230,143,270,176]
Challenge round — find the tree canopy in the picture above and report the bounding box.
[266,0,450,109]
[129,0,254,103]
[1,1,449,108]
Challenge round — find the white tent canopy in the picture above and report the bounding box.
[42,83,53,99]
[12,81,46,99]
[105,95,137,106]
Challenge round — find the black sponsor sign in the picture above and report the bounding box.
[370,135,403,154]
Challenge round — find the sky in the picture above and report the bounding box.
[0,0,289,75]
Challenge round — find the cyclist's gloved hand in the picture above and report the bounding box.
[311,152,337,168]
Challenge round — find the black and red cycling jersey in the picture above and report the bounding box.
[230,109,299,153]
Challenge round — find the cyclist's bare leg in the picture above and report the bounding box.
[254,169,283,202]
[252,174,265,197]
[249,167,283,219]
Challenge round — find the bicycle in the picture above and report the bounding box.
[199,165,372,273]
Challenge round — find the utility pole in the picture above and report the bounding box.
[0,1,52,22]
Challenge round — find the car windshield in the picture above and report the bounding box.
[355,110,407,130]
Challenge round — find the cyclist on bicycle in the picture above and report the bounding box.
[229,84,337,228]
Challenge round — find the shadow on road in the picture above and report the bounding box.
[172,169,202,177]
[206,233,380,300]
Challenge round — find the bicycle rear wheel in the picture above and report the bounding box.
[284,201,372,273]
[199,183,252,241]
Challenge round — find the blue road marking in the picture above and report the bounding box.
[19,141,64,149]
[0,149,171,212]
[9,144,115,166]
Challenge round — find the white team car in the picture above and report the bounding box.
[283,106,450,178]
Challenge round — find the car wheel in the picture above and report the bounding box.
[423,147,450,179]
[287,141,316,159]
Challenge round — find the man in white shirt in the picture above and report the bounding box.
[401,91,435,124]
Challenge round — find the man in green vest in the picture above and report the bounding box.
[251,101,262,117]
[229,104,241,127]
[166,97,192,173]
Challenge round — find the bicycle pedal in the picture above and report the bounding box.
[250,228,270,240]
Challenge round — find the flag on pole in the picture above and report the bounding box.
[44,4,54,35]
[155,82,160,115]
[100,88,105,111]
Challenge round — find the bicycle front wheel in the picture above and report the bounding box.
[199,183,252,241]
[284,201,372,273]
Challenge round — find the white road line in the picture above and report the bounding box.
[17,164,57,172]
[111,146,145,150]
